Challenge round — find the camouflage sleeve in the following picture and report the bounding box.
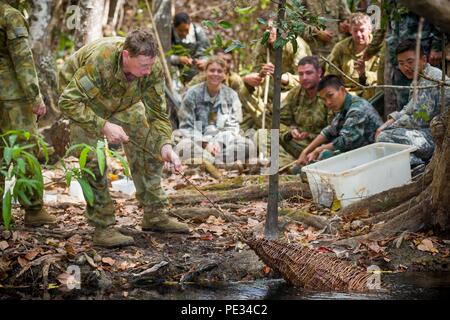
[331,109,367,152]
[280,87,296,128]
[5,10,43,107]
[252,42,268,73]
[365,29,386,59]
[365,57,380,86]
[141,60,173,150]
[58,65,107,136]
[324,45,342,76]
[230,90,243,125]
[193,25,211,60]
[177,88,201,138]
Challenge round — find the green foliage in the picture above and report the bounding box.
[0,131,47,230]
[413,104,431,123]
[62,140,130,207]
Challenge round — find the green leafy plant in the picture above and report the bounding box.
[62,140,130,207]
[1,130,48,230]
[259,0,326,51]
[413,104,431,123]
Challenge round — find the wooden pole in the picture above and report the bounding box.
[265,0,285,240]
[144,0,175,94]
[262,48,270,130]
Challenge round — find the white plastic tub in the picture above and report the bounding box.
[302,142,417,208]
[111,178,136,196]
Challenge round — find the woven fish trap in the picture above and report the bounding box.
[246,237,375,292]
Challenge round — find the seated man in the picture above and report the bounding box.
[174,56,255,164]
[170,12,210,84]
[325,12,381,100]
[297,75,383,165]
[280,56,329,160]
[376,39,450,167]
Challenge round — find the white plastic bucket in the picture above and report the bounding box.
[302,142,417,208]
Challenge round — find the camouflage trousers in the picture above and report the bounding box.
[377,127,435,167]
[70,105,167,228]
[0,100,43,213]
[173,130,256,164]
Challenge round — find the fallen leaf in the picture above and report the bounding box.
[367,242,384,253]
[24,248,42,261]
[17,256,28,268]
[64,244,76,257]
[262,266,271,274]
[67,234,83,244]
[417,238,439,254]
[200,233,214,241]
[102,257,116,266]
[247,218,259,228]
[317,246,333,253]
[0,241,9,251]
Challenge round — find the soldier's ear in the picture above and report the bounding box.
[122,50,130,60]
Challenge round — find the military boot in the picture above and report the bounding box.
[142,211,190,234]
[93,226,134,248]
[24,208,56,227]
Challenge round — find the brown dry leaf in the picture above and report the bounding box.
[417,238,439,254]
[206,215,225,225]
[24,248,42,261]
[83,253,97,268]
[117,261,136,271]
[17,256,28,268]
[247,218,259,228]
[200,233,214,241]
[102,257,116,266]
[367,242,383,253]
[0,241,9,251]
[304,227,319,242]
[262,266,271,274]
[64,244,76,257]
[67,234,83,244]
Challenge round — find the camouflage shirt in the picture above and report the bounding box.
[252,36,311,91]
[325,36,380,100]
[280,86,328,140]
[0,1,43,106]
[321,93,383,152]
[177,82,242,141]
[389,64,450,129]
[299,0,351,56]
[58,37,172,149]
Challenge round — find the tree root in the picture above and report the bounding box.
[279,208,335,233]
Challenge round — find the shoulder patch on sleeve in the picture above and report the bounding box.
[79,75,99,98]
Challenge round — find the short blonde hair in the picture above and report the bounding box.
[205,56,227,71]
[350,12,371,27]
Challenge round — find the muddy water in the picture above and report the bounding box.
[125,272,450,300]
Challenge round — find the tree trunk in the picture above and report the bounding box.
[430,112,450,230]
[75,0,105,49]
[152,0,172,52]
[29,0,60,126]
[398,0,450,34]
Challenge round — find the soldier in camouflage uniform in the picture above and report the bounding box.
[0,0,56,226]
[298,0,351,57]
[280,56,328,160]
[174,56,255,164]
[325,13,381,100]
[376,39,450,167]
[58,30,189,248]
[170,12,210,84]
[298,75,383,165]
[363,0,444,117]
